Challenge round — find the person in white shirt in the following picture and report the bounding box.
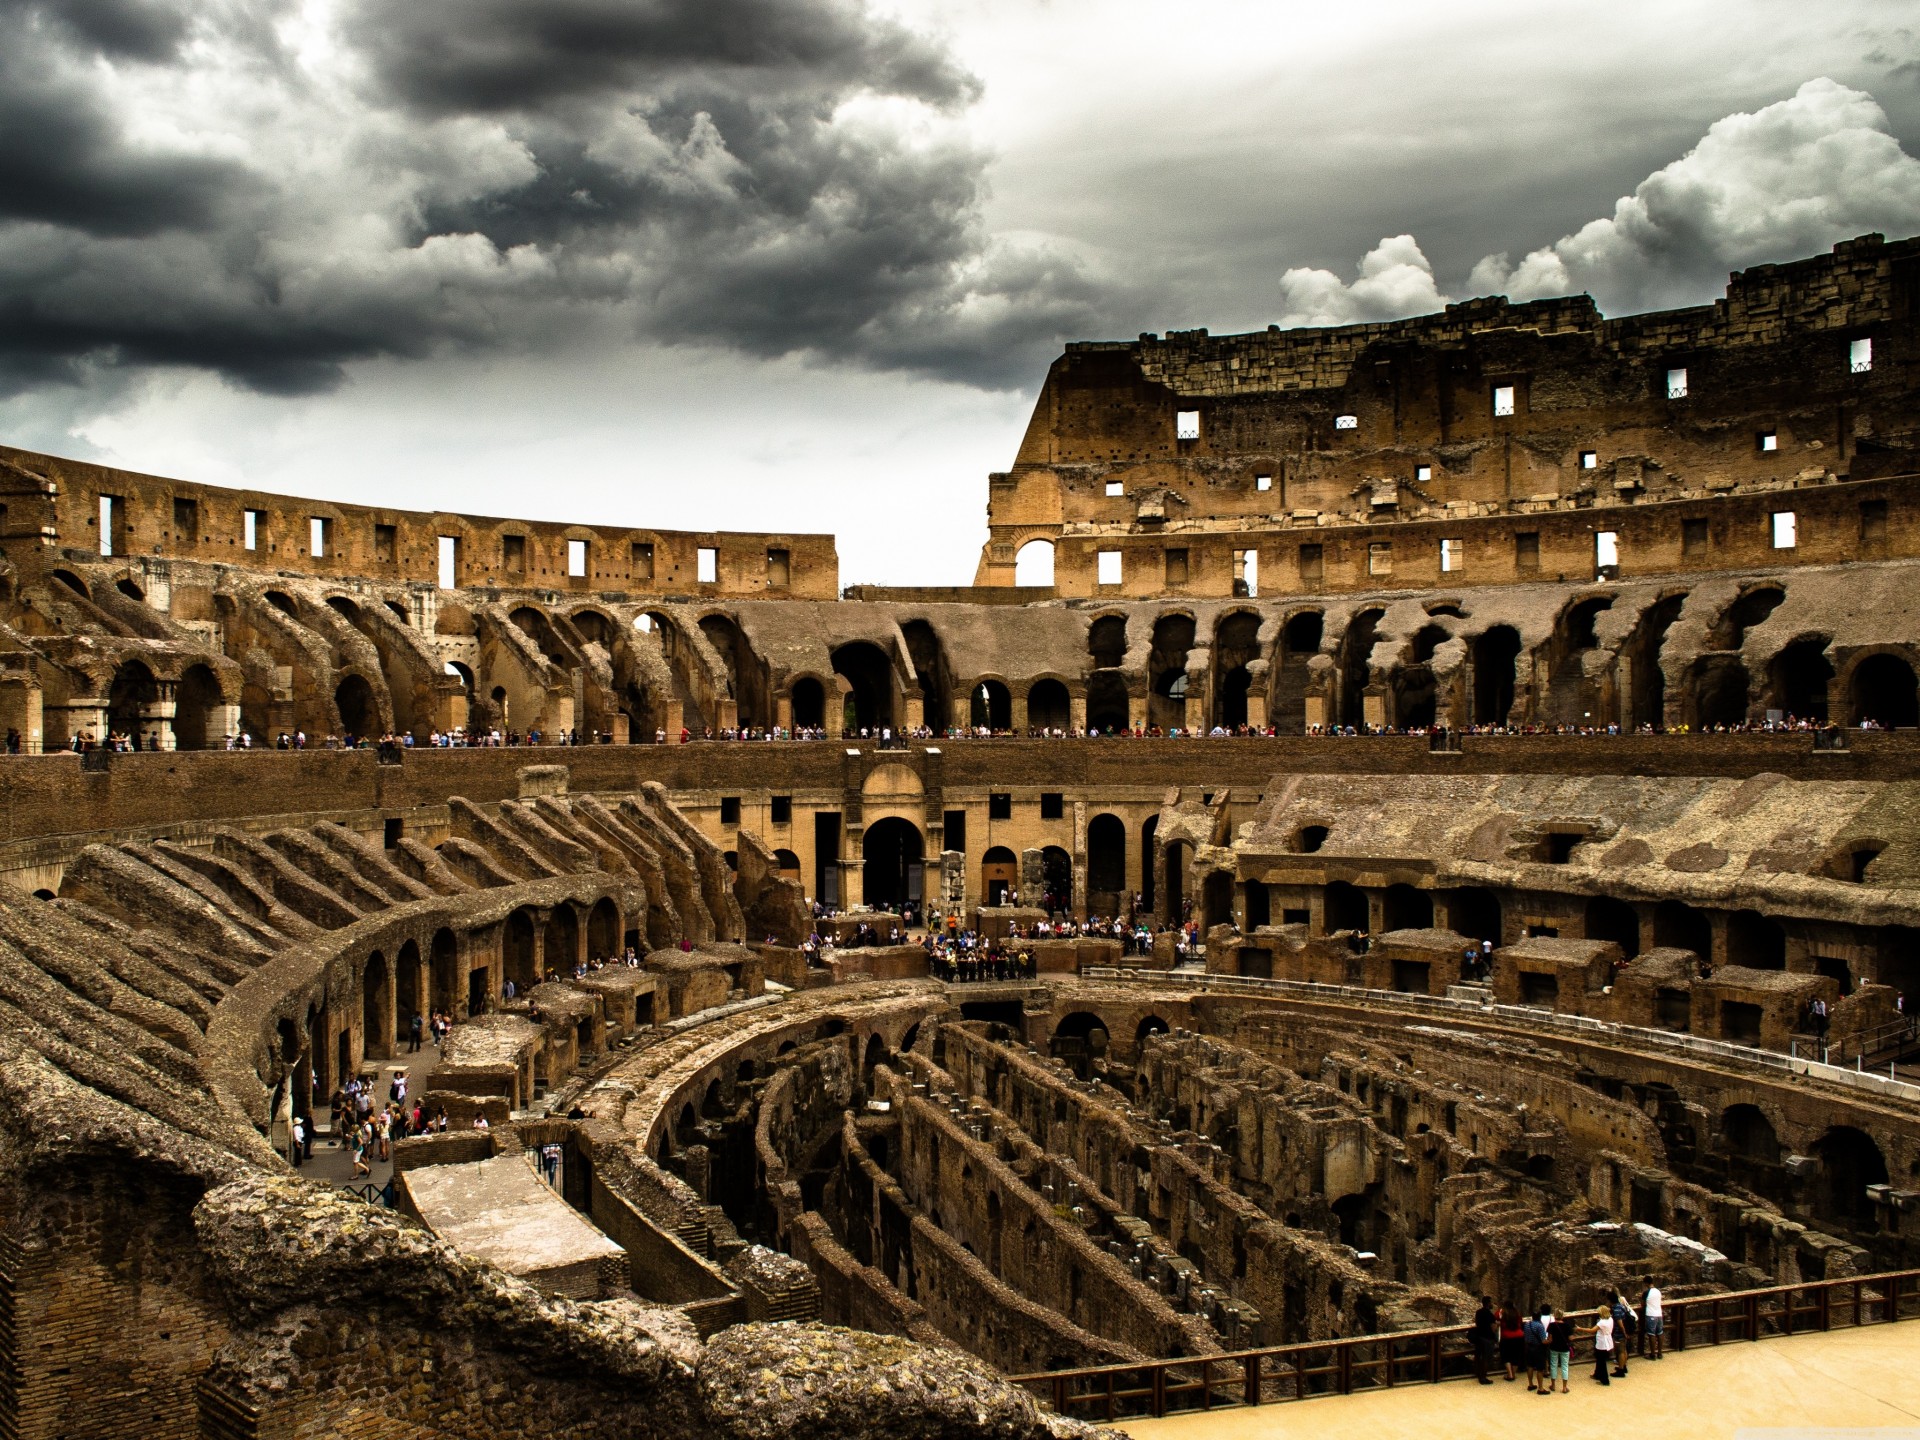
[1584,1306,1614,1385]
[1642,1276,1664,1359]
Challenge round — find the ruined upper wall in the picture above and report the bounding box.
[0,444,840,600]
[978,233,1920,595]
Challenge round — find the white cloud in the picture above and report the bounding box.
[1470,78,1920,313]
[1276,234,1448,328]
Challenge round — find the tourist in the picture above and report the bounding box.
[1546,1306,1573,1392]
[1470,1295,1497,1383]
[1641,1277,1664,1359]
[1523,1305,1550,1391]
[408,1012,423,1052]
[1582,1304,1614,1384]
[1608,1289,1635,1375]
[1498,1302,1525,1381]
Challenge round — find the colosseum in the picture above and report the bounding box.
[0,232,1918,1439]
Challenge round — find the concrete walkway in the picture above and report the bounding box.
[1123,1324,1920,1440]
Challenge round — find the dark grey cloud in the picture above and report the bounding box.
[0,0,1094,401]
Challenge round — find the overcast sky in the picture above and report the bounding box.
[3,0,1919,585]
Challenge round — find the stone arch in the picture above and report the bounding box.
[430,927,459,1014]
[1014,539,1055,587]
[396,938,422,1033]
[1338,608,1386,728]
[172,662,226,751]
[900,619,955,732]
[1212,609,1263,729]
[1087,613,1128,669]
[1471,626,1521,725]
[1709,584,1785,649]
[334,670,383,740]
[1653,900,1712,960]
[862,817,924,908]
[1726,908,1785,969]
[1847,651,1919,728]
[1026,677,1071,731]
[1086,672,1130,733]
[588,897,621,959]
[1721,1104,1780,1164]
[1324,880,1369,934]
[1273,610,1324,732]
[1450,887,1501,945]
[1812,1126,1888,1228]
[1624,591,1688,728]
[1382,884,1431,932]
[790,674,828,730]
[363,951,392,1059]
[1147,613,1196,730]
[1040,845,1073,915]
[1086,814,1127,904]
[504,909,537,990]
[969,678,1011,732]
[1768,636,1834,722]
[1584,896,1641,958]
[545,905,580,977]
[831,642,895,733]
[981,845,1017,906]
[1689,654,1750,728]
[106,659,157,742]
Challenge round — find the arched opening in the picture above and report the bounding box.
[1471,627,1521,725]
[1710,586,1785,649]
[772,848,802,880]
[1163,839,1191,921]
[1041,845,1072,915]
[1584,896,1641,959]
[1274,611,1324,733]
[981,845,1017,906]
[970,680,1011,732]
[334,673,380,740]
[504,909,537,990]
[1812,1126,1888,1228]
[1086,672,1130,733]
[385,600,411,626]
[862,817,924,908]
[1625,593,1687,728]
[1213,611,1262,729]
[1382,884,1431,932]
[790,677,826,730]
[1542,595,1614,725]
[1027,678,1070,731]
[1148,614,1196,730]
[1324,881,1369,934]
[1050,1011,1109,1070]
[831,642,895,733]
[1769,637,1833,722]
[587,897,620,959]
[430,928,459,1015]
[172,663,224,751]
[1722,1104,1780,1164]
[1135,1015,1169,1050]
[1726,909,1785,970]
[1088,615,1128,669]
[48,569,91,601]
[1850,653,1920,728]
[1339,609,1384,728]
[107,660,157,743]
[396,939,421,1034]
[263,589,297,617]
[1690,655,1750,728]
[545,905,580,977]
[1014,539,1055,587]
[570,608,611,647]
[900,619,954,732]
[1449,887,1501,945]
[1294,825,1329,854]
[1086,815,1127,910]
[1653,900,1712,962]
[362,951,391,1058]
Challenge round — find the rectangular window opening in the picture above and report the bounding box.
[1439,538,1464,574]
[1334,413,1358,431]
[1515,531,1540,571]
[504,535,526,573]
[1580,450,1598,470]
[767,548,790,588]
[172,497,198,542]
[1595,530,1620,571]
[1235,548,1258,597]
[1097,550,1122,586]
[697,546,718,584]
[1492,384,1516,417]
[243,509,260,551]
[99,495,117,557]
[1683,518,1709,557]
[375,523,397,564]
[1040,792,1064,820]
[1105,479,1125,497]
[1861,499,1888,544]
[1771,511,1797,550]
[567,538,588,577]
[437,535,458,590]
[1666,367,1689,399]
[988,792,1012,821]
[1415,464,1432,483]
[630,540,653,581]
[1164,548,1189,586]
[943,809,966,853]
[720,796,741,826]
[1759,430,1778,453]
[309,517,327,558]
[1175,409,1200,440]
[1255,474,1272,492]
[770,795,792,825]
[1850,337,1873,373]
[1367,541,1392,577]
[1299,542,1324,586]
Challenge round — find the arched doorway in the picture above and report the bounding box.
[107,660,157,743]
[1726,909,1785,969]
[335,673,380,739]
[1086,672,1130,734]
[545,905,580,977]
[396,939,422,1034]
[1324,881,1369,934]
[1691,656,1750,728]
[1014,539,1055,587]
[831,643,895,733]
[1086,815,1126,913]
[588,897,620,959]
[970,680,1011,732]
[1769,638,1833,722]
[1140,816,1158,911]
[1382,884,1431,932]
[504,911,537,991]
[791,676,826,729]
[1027,678,1070,731]
[1813,1126,1888,1228]
[1653,900,1712,961]
[981,846,1017,906]
[430,928,461,1014]
[1850,653,1919,728]
[862,817,924,908]
[1471,627,1520,725]
[1040,846,1072,915]
[1450,887,1501,945]
[362,952,391,1059]
[173,663,224,750]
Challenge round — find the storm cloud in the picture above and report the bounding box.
[0,0,1098,397]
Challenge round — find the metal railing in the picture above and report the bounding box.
[1012,1271,1920,1423]
[1079,967,1920,1102]
[340,1181,394,1207]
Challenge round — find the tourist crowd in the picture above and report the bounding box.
[1470,1283,1664,1390]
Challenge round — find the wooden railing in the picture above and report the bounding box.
[1011,1270,1920,1423]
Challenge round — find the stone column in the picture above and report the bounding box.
[665,699,685,740]
[208,702,241,748]
[1010,692,1028,733]
[1128,692,1148,732]
[775,692,793,733]
[1069,692,1087,735]
[717,698,739,732]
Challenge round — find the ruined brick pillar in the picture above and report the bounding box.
[1069,692,1086,734]
[664,699,684,739]
[775,692,792,733]
[1128,691,1148,732]
[717,698,738,732]
[142,679,178,750]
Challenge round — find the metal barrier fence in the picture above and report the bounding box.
[340,1181,394,1207]
[1078,968,1920,1102]
[1012,1271,1920,1423]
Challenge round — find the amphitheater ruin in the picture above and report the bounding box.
[0,232,1917,1439]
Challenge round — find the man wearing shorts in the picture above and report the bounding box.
[1642,1277,1664,1359]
